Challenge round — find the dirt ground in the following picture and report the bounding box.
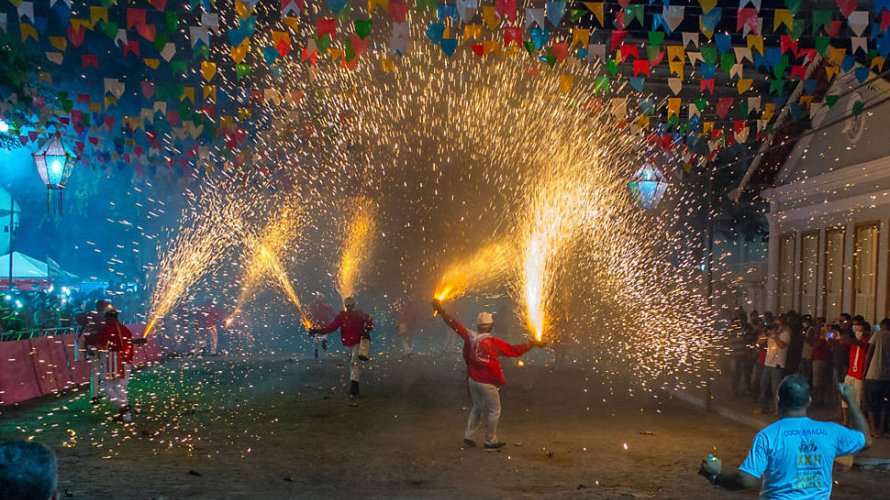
[1,348,887,499]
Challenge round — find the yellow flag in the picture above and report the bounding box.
[89,6,108,28]
[201,61,217,81]
[763,103,776,122]
[144,58,161,69]
[235,0,255,19]
[282,16,300,31]
[773,9,794,32]
[69,18,91,31]
[231,39,250,63]
[482,6,500,30]
[583,3,604,26]
[737,79,753,94]
[49,36,67,51]
[667,45,684,61]
[559,75,574,94]
[667,98,681,117]
[483,40,501,55]
[203,85,217,102]
[697,0,718,13]
[272,31,290,46]
[798,95,813,107]
[369,0,388,12]
[104,96,117,108]
[746,35,764,55]
[463,24,482,42]
[571,29,590,48]
[381,57,396,72]
[870,56,886,73]
[20,23,38,42]
[181,87,195,104]
[825,65,840,81]
[669,60,684,78]
[825,47,845,65]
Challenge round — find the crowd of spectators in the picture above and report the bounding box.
[722,308,890,437]
[0,283,145,335]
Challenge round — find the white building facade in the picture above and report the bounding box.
[760,71,890,324]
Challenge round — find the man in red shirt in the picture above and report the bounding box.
[195,302,225,356]
[432,299,545,451]
[89,306,135,422]
[843,319,872,426]
[307,293,337,359]
[310,297,374,396]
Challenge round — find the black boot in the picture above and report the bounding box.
[349,380,360,396]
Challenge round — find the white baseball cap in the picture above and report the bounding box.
[476,312,494,325]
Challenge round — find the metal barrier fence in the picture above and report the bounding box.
[0,327,81,343]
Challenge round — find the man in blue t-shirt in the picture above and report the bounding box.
[700,374,870,499]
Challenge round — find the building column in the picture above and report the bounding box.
[816,228,826,319]
[877,220,889,322]
[766,209,780,313]
[843,222,856,315]
[793,230,803,312]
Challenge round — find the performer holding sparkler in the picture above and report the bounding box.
[432,299,545,451]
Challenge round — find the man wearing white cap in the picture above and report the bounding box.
[432,299,545,451]
[310,297,374,396]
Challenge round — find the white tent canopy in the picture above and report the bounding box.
[0,251,48,279]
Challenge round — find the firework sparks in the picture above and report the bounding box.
[337,197,377,300]
[145,178,256,337]
[433,243,513,302]
[233,193,311,329]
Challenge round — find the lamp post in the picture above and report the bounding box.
[5,193,17,290]
[32,133,76,215]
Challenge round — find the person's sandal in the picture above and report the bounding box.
[484,442,506,451]
[462,438,476,448]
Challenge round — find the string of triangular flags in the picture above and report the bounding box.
[0,0,888,174]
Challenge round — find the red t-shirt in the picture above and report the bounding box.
[443,316,531,386]
[848,334,872,380]
[95,319,134,363]
[811,338,830,361]
[196,306,225,328]
[319,309,373,346]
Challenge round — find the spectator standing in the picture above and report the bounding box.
[865,318,890,437]
[700,375,870,497]
[756,321,790,415]
[842,318,871,427]
[810,321,832,406]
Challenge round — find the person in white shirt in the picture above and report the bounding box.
[756,322,791,415]
[865,318,890,437]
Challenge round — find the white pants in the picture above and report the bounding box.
[349,344,361,383]
[100,359,131,409]
[466,378,501,445]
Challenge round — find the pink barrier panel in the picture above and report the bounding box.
[64,336,90,385]
[45,336,74,389]
[0,341,42,405]
[29,337,64,395]
[1,322,169,406]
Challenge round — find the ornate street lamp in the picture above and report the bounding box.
[628,163,668,209]
[32,133,76,215]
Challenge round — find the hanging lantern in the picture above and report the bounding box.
[32,133,76,215]
[628,163,668,209]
